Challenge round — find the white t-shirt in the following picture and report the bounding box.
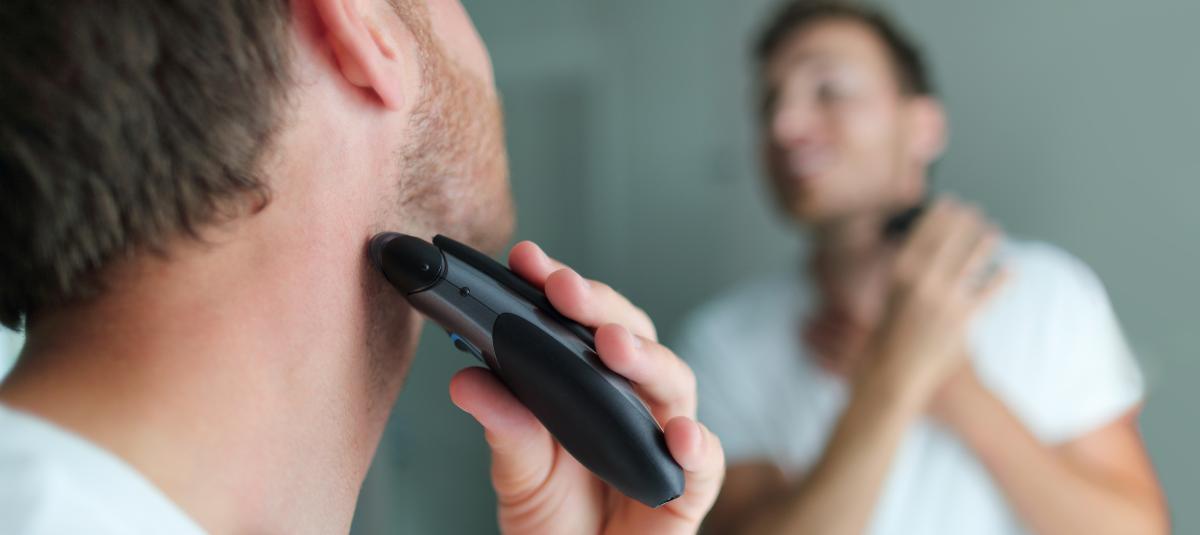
[0,329,23,381]
[677,240,1143,535]
[0,404,205,534]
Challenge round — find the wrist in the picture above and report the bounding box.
[930,367,986,427]
[852,357,935,420]
[862,340,945,398]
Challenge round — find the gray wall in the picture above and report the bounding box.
[353,1,1199,533]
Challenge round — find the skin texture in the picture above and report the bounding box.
[0,1,724,533]
[702,18,1168,535]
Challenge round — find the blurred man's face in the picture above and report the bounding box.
[760,19,926,226]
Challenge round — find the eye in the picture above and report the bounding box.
[816,80,845,103]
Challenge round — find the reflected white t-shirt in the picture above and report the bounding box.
[677,240,1143,535]
[0,405,205,534]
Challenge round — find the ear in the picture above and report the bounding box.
[312,0,406,109]
[907,96,948,165]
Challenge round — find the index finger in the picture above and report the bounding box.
[508,241,658,341]
[507,241,568,290]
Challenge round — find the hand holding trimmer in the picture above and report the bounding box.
[369,232,685,508]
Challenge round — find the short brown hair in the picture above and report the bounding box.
[755,0,934,96]
[0,1,297,329]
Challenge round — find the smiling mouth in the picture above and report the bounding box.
[779,149,833,187]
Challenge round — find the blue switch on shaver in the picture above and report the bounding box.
[448,332,484,364]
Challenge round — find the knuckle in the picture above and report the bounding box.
[593,280,614,295]
[636,308,659,339]
[709,430,724,454]
[634,305,650,320]
[680,364,697,394]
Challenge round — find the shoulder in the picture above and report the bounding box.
[977,237,1121,346]
[1001,239,1095,285]
[973,239,1142,442]
[0,406,205,535]
[0,408,122,533]
[978,238,1113,329]
[999,239,1110,300]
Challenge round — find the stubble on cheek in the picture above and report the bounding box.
[388,26,513,252]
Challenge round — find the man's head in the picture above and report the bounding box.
[0,0,513,331]
[755,1,946,226]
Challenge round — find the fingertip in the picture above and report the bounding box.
[448,367,540,434]
[513,240,540,252]
[594,323,639,373]
[665,417,704,471]
[448,367,494,414]
[544,268,589,315]
[508,241,552,286]
[512,240,546,264]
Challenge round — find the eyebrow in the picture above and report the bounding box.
[767,49,841,84]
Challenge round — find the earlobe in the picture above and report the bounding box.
[312,0,406,109]
[911,97,948,164]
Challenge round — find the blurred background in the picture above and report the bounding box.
[4,0,1198,532]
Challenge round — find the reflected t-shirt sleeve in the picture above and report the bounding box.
[1044,254,1144,441]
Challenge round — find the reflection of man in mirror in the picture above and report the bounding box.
[682,2,1168,533]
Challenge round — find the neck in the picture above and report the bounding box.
[801,211,899,376]
[0,215,419,533]
[810,213,894,289]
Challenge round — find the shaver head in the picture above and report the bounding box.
[369,232,447,294]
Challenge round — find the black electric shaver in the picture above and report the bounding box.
[369,233,684,508]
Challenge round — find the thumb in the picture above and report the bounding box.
[449,367,556,499]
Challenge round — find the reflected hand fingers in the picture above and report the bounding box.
[970,267,1012,314]
[955,225,1001,286]
[925,202,987,279]
[901,196,958,264]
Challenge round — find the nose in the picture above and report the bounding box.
[770,99,818,150]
